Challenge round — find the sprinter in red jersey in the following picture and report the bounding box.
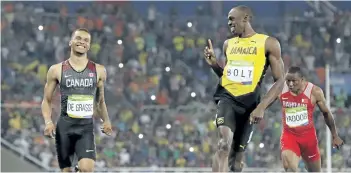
[279,66,344,172]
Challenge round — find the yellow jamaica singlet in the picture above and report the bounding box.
[221,33,269,97]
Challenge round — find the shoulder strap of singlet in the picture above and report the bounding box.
[227,36,238,44]
[62,60,70,70]
[87,60,97,72]
[254,34,269,56]
[256,33,269,40]
[253,34,269,46]
[60,60,70,84]
[303,82,314,99]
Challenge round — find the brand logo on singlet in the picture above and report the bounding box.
[230,46,257,55]
[66,78,93,88]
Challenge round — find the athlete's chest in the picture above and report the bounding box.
[224,38,266,78]
[60,69,97,89]
[226,38,265,61]
[281,94,315,128]
[281,94,310,107]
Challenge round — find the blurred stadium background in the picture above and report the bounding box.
[1,1,351,172]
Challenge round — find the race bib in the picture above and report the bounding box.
[67,95,94,118]
[226,61,254,85]
[285,107,308,128]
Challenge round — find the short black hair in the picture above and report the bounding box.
[234,5,253,21]
[288,66,304,77]
[71,28,90,37]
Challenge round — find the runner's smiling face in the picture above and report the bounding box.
[69,30,91,54]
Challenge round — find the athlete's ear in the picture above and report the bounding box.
[243,14,249,23]
[69,41,72,47]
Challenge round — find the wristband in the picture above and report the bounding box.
[46,121,53,125]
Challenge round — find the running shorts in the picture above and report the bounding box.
[214,98,255,152]
[280,129,320,162]
[55,116,96,169]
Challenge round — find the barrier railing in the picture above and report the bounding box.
[46,167,351,172]
[1,138,50,171]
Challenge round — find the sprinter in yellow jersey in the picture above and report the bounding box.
[204,6,285,172]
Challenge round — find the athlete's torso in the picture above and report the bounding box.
[217,33,269,108]
[59,60,97,123]
[280,82,316,134]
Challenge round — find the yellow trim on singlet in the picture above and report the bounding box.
[221,34,269,97]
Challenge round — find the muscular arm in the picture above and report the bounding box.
[258,37,285,109]
[210,40,228,77]
[96,65,110,123]
[314,86,339,137]
[41,65,58,124]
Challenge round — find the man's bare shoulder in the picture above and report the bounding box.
[94,63,107,81]
[47,63,62,78]
[223,39,229,52]
[267,35,278,41]
[265,36,280,47]
[265,36,282,62]
[311,84,324,97]
[224,39,229,44]
[49,63,62,70]
[94,63,106,72]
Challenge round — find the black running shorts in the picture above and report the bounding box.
[215,98,255,152]
[55,116,96,169]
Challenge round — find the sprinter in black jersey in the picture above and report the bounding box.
[41,28,112,172]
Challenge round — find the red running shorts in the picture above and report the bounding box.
[280,129,320,162]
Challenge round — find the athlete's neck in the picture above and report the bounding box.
[239,23,256,38]
[69,52,89,67]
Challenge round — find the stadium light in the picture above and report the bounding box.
[336,38,341,44]
[166,124,171,129]
[191,92,196,98]
[118,63,124,68]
